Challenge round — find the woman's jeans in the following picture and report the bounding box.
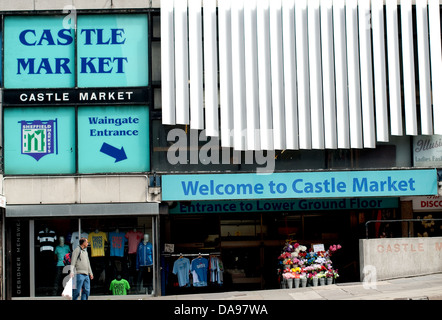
[73,274,90,300]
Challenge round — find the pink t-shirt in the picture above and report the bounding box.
[125,230,143,254]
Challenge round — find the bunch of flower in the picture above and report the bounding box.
[291,266,301,274]
[278,252,291,260]
[328,244,342,255]
[283,272,296,279]
[279,242,342,283]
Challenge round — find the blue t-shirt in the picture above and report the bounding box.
[54,245,71,267]
[109,232,127,257]
[173,257,191,287]
[191,257,209,287]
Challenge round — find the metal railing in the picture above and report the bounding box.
[365,218,442,239]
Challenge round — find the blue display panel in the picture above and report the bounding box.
[77,106,150,173]
[162,170,438,201]
[4,107,76,174]
[4,16,75,88]
[77,14,149,87]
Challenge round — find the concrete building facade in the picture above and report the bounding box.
[0,0,442,299]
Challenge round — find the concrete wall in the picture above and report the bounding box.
[2,176,149,204]
[0,0,161,11]
[360,237,442,281]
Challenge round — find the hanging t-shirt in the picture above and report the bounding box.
[109,232,127,257]
[88,231,108,257]
[37,229,57,252]
[55,245,71,267]
[172,257,191,287]
[109,278,131,295]
[191,257,209,287]
[209,256,224,284]
[71,231,88,249]
[125,230,143,254]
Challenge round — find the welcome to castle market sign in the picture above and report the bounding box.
[162,169,438,201]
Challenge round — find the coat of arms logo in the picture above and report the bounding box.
[19,119,58,161]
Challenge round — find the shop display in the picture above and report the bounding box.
[36,227,58,290]
[31,221,152,297]
[172,255,191,287]
[109,275,131,295]
[125,229,144,254]
[209,256,224,285]
[277,240,341,289]
[169,253,223,290]
[71,230,88,250]
[88,229,108,257]
[136,234,154,293]
[53,236,71,295]
[109,229,127,257]
[191,255,209,287]
[37,227,57,252]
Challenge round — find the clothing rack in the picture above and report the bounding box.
[163,252,221,258]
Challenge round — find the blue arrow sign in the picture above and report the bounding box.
[100,142,127,162]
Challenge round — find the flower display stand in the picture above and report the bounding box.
[278,241,341,289]
[301,278,307,288]
[287,279,293,289]
[312,277,318,287]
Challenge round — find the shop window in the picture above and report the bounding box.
[32,216,155,297]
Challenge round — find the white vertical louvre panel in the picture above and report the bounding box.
[231,0,247,150]
[346,0,363,148]
[174,0,190,124]
[386,0,403,136]
[401,0,418,135]
[308,0,324,149]
[218,0,234,147]
[161,1,442,151]
[416,0,433,135]
[188,0,204,130]
[282,0,299,150]
[333,0,350,149]
[203,0,219,137]
[358,0,375,148]
[295,0,312,149]
[257,0,274,150]
[429,0,442,134]
[270,0,286,150]
[320,0,337,149]
[371,0,389,142]
[244,0,261,150]
[161,0,175,125]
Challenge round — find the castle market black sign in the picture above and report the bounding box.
[2,87,150,106]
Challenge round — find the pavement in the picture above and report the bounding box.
[140,273,442,301]
[8,274,441,319]
[13,273,442,301]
